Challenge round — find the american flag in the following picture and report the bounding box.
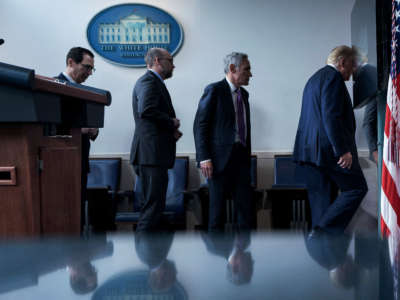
[381,0,400,238]
[382,2,400,297]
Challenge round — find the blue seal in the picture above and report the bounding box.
[87,4,184,67]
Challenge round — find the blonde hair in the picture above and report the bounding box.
[326,45,354,66]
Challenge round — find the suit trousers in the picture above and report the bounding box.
[208,143,254,231]
[300,161,368,234]
[136,165,169,232]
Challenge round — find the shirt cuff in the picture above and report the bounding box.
[200,159,211,165]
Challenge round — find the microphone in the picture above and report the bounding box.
[0,39,4,45]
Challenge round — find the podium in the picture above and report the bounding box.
[0,62,111,237]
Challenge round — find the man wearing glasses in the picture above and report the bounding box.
[56,47,98,231]
[130,48,182,232]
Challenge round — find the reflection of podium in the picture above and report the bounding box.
[0,62,111,237]
[0,236,114,294]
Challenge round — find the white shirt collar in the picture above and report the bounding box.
[149,69,164,83]
[62,71,76,83]
[327,63,338,71]
[225,76,237,93]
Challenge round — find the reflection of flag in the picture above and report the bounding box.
[381,0,400,239]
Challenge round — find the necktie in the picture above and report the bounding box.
[235,88,246,146]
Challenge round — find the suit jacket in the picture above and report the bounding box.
[353,63,378,108]
[362,99,378,160]
[193,79,251,173]
[55,73,92,174]
[130,71,176,169]
[293,66,357,167]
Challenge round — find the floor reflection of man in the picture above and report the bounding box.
[134,231,177,292]
[305,229,379,299]
[68,261,98,294]
[0,235,112,296]
[202,231,254,285]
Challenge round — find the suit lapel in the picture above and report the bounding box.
[161,82,176,118]
[222,79,251,127]
[147,71,176,118]
[221,79,236,117]
[343,81,356,131]
[56,72,70,82]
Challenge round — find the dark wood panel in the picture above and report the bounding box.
[39,145,81,235]
[0,124,42,237]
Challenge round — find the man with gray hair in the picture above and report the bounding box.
[293,45,368,236]
[193,52,254,231]
[130,48,182,231]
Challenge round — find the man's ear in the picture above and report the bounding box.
[229,64,237,73]
[337,57,345,69]
[67,58,74,67]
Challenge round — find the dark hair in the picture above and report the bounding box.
[144,48,167,67]
[66,47,94,65]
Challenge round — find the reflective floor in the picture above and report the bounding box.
[0,229,391,300]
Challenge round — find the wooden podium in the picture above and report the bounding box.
[0,62,111,237]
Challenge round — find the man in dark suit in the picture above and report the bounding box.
[193,52,253,231]
[362,99,378,163]
[293,45,368,235]
[353,48,379,164]
[56,47,98,230]
[130,48,182,232]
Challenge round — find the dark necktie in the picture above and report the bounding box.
[235,88,246,145]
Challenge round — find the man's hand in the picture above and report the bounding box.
[337,152,352,169]
[200,160,213,179]
[82,128,99,140]
[372,150,378,164]
[174,129,183,141]
[87,128,99,139]
[172,118,180,129]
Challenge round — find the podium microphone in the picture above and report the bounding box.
[0,39,4,46]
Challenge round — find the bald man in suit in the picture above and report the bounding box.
[130,48,182,232]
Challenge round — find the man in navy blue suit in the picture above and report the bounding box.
[56,47,98,231]
[130,48,182,232]
[193,52,254,231]
[293,45,368,235]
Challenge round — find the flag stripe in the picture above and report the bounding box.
[384,104,392,137]
[382,162,400,227]
[381,216,391,237]
[381,185,399,236]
